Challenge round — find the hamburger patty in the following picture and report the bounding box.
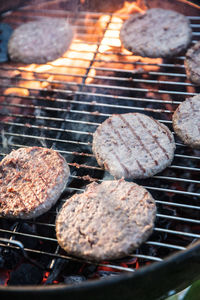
[92,113,175,179]
[184,41,200,85]
[172,95,200,149]
[120,8,192,58]
[0,147,70,219]
[56,179,156,261]
[8,18,73,64]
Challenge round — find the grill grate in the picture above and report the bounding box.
[0,5,200,283]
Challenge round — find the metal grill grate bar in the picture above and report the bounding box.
[154,228,200,239]
[1,137,199,179]
[0,91,182,106]
[0,68,197,88]
[1,138,200,166]
[154,200,200,211]
[146,241,186,251]
[0,226,198,245]
[157,214,200,224]
[144,186,200,197]
[0,6,199,281]
[0,80,197,98]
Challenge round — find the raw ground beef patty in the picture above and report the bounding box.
[184,41,200,85]
[92,113,175,179]
[0,147,70,219]
[8,18,73,64]
[172,95,200,149]
[56,179,156,261]
[120,8,192,58]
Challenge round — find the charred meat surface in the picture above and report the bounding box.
[0,147,70,219]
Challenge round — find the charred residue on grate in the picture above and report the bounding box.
[0,1,199,286]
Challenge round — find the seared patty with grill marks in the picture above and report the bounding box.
[92,113,175,179]
[8,18,73,64]
[172,95,200,149]
[0,147,70,219]
[56,179,156,261]
[184,41,200,85]
[120,8,192,58]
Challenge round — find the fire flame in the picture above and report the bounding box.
[3,0,162,96]
[99,1,145,53]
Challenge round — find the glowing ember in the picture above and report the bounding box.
[4,87,29,97]
[41,271,50,284]
[1,87,31,123]
[0,270,9,285]
[96,257,139,274]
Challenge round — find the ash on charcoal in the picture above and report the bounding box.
[64,275,86,285]
[8,263,43,285]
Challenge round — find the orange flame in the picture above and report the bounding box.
[3,0,161,96]
[4,88,29,97]
[98,1,162,72]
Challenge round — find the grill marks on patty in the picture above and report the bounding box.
[0,147,70,219]
[1,151,44,210]
[92,113,175,179]
[138,116,170,160]
[172,95,200,149]
[184,41,200,85]
[119,114,159,166]
[106,117,136,177]
[189,98,200,136]
[56,179,156,261]
[120,8,192,58]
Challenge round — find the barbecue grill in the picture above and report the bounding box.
[0,0,200,299]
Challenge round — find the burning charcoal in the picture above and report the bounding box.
[79,263,97,278]
[44,258,68,285]
[60,260,84,276]
[8,263,43,285]
[0,88,31,125]
[0,270,9,285]
[98,270,120,278]
[115,256,138,268]
[32,252,52,272]
[17,222,38,249]
[64,275,86,285]
[139,243,158,257]
[0,0,199,290]
[0,248,22,270]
